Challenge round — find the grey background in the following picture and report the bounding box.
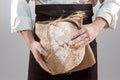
[0,0,120,80]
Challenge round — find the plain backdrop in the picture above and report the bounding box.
[0,0,120,80]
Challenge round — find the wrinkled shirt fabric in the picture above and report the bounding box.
[11,0,120,32]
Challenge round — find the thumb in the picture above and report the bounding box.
[37,45,48,56]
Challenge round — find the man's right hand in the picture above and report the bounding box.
[29,41,52,74]
[20,30,52,74]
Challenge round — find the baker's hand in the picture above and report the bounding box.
[70,24,98,46]
[29,41,52,74]
[70,17,107,47]
[20,30,52,74]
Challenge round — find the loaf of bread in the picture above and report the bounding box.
[35,11,96,75]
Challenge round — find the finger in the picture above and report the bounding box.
[40,45,48,56]
[75,37,90,47]
[70,33,88,45]
[41,48,48,56]
[71,28,86,40]
[37,46,48,56]
[33,50,52,74]
[37,54,52,74]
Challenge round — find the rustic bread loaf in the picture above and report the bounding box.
[35,11,96,75]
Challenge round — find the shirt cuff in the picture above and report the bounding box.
[11,16,33,33]
[95,2,120,29]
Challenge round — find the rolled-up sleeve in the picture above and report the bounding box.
[96,0,120,29]
[11,0,33,33]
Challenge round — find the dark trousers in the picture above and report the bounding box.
[28,4,98,80]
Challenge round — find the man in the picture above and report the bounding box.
[11,0,120,80]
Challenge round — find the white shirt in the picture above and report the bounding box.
[11,0,120,32]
